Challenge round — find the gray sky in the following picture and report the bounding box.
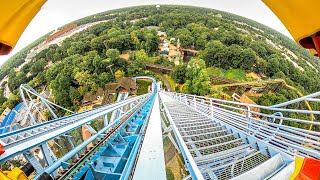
[0,0,291,64]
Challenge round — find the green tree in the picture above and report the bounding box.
[192,69,212,96]
[171,64,187,84]
[201,40,227,67]
[127,62,146,76]
[136,49,148,62]
[115,70,125,80]
[91,36,106,53]
[106,49,120,60]
[144,31,160,55]
[46,62,64,82]
[69,87,82,103]
[50,75,72,107]
[130,31,140,50]
[266,57,281,77]
[183,80,193,94]
[273,71,286,79]
[186,58,206,79]
[207,19,221,29]
[0,88,7,106]
[30,58,47,75]
[225,44,243,69]
[74,71,97,90]
[240,48,257,71]
[255,57,267,74]
[95,72,113,87]
[183,59,211,95]
[8,71,28,91]
[175,28,194,47]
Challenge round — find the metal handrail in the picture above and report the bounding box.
[160,94,204,180]
[0,93,152,163]
[181,93,308,111]
[163,92,320,159]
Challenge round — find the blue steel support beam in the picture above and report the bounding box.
[0,94,150,163]
[120,94,156,180]
[40,144,58,177]
[59,77,157,180]
[36,119,119,179]
[23,150,44,173]
[41,91,156,179]
[1,76,158,180]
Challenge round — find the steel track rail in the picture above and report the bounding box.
[54,94,151,180]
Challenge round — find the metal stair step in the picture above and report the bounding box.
[182,129,229,138]
[187,135,238,149]
[186,133,237,145]
[180,123,221,132]
[232,153,285,180]
[181,125,226,135]
[177,121,219,129]
[190,139,245,156]
[202,149,270,180]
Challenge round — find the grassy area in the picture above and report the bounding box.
[166,167,175,180]
[136,80,152,95]
[248,96,259,103]
[161,113,170,127]
[206,67,247,82]
[164,74,176,91]
[112,93,118,102]
[163,137,171,153]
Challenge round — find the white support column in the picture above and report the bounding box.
[210,99,214,118]
[103,113,109,127]
[246,106,252,134]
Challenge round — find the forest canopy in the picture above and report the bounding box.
[1,5,320,119]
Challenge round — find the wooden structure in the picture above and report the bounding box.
[82,77,137,106]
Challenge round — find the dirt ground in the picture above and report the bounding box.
[164,141,188,179]
[165,144,176,163]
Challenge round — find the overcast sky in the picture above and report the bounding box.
[0,0,291,64]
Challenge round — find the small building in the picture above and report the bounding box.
[82,93,99,106]
[96,88,104,102]
[82,77,137,106]
[104,83,118,94]
[117,77,137,94]
[45,24,77,43]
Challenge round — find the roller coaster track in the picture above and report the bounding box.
[1,77,320,179]
[212,79,315,130]
[212,79,284,88]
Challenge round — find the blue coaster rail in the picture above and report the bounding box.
[0,103,23,134]
[0,76,158,180]
[67,94,155,180]
[0,94,151,164]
